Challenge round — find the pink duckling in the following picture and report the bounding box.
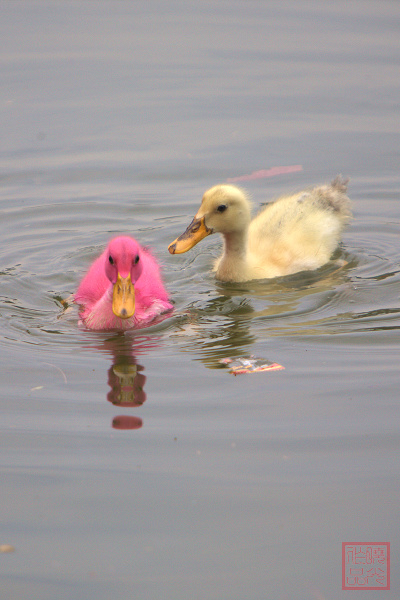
[75,236,173,330]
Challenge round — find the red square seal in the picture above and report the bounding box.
[342,542,390,590]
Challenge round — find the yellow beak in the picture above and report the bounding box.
[168,216,212,254]
[112,273,135,319]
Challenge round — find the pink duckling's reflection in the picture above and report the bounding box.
[82,333,164,430]
[107,361,146,408]
[112,415,143,430]
[106,354,147,430]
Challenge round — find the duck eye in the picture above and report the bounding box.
[217,204,227,213]
[134,254,140,265]
[109,255,114,265]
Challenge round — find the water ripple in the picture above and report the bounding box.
[1,187,399,363]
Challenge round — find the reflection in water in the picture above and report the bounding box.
[171,259,356,368]
[83,334,158,430]
[112,415,143,430]
[171,300,256,369]
[107,361,146,408]
[106,352,146,430]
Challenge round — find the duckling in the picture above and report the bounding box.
[168,176,351,283]
[75,236,173,330]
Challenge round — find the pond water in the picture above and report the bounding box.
[1,2,399,599]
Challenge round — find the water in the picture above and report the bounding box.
[1,2,399,599]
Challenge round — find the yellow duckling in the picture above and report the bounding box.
[168,176,351,283]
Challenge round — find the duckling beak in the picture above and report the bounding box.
[112,273,135,319]
[168,216,212,254]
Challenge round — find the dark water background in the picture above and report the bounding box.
[1,2,399,598]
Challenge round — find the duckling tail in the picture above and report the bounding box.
[331,174,349,194]
[314,175,351,221]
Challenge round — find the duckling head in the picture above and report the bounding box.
[168,184,251,254]
[105,236,143,319]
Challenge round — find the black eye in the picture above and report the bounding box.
[217,204,227,213]
[134,254,140,264]
[109,255,114,265]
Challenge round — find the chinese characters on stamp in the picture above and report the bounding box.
[342,542,390,590]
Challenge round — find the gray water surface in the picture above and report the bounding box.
[1,2,399,599]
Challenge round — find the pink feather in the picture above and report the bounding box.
[74,236,173,330]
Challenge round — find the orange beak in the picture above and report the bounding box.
[112,273,135,319]
[168,216,212,254]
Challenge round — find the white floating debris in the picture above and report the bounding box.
[219,355,284,375]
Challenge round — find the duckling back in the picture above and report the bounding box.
[248,176,351,278]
